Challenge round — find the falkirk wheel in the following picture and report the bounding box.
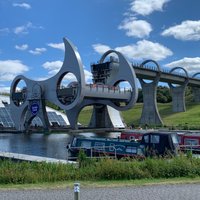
[10,38,138,131]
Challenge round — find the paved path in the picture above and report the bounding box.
[0,183,200,200]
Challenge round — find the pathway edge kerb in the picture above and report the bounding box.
[0,178,200,190]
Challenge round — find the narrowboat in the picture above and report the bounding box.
[121,129,200,153]
[68,131,179,158]
[120,129,151,140]
[177,131,200,152]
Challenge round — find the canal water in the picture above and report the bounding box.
[0,132,120,160]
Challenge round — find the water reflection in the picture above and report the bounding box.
[0,132,120,160]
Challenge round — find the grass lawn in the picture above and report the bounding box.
[1,177,200,190]
[78,102,200,129]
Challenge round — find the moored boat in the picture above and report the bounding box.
[121,129,200,153]
[69,136,143,158]
[120,129,151,140]
[68,131,179,158]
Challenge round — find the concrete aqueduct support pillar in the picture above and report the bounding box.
[139,60,163,126]
[192,73,200,102]
[168,67,189,112]
[89,105,112,128]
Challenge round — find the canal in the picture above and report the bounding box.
[0,132,120,160]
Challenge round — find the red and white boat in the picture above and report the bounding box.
[120,129,151,141]
[120,129,200,152]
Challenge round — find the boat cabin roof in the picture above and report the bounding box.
[75,136,139,143]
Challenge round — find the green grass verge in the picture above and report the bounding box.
[1,177,200,190]
[78,102,200,129]
[0,154,200,186]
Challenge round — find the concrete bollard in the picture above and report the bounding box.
[74,183,80,200]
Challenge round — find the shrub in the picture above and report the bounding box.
[0,156,200,184]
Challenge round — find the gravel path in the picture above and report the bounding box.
[0,183,200,200]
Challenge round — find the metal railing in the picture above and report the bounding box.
[66,144,200,161]
[179,144,200,153]
[132,63,191,78]
[86,84,131,93]
[66,145,130,160]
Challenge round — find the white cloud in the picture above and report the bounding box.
[13,22,43,35]
[60,73,78,86]
[118,17,152,38]
[13,3,31,9]
[42,60,93,83]
[47,43,65,51]
[14,22,33,34]
[84,68,93,83]
[0,28,9,35]
[15,44,28,51]
[0,60,29,81]
[130,0,170,16]
[93,40,173,61]
[29,48,46,55]
[0,86,10,93]
[165,57,200,74]
[161,20,200,41]
[42,60,62,75]
[92,44,111,55]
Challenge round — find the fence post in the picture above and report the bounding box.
[66,148,69,162]
[74,183,80,200]
[114,147,117,159]
[90,147,93,158]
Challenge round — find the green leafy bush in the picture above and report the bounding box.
[0,156,200,184]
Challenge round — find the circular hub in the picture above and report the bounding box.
[12,79,27,106]
[56,72,79,106]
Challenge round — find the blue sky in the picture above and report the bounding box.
[1,0,200,92]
